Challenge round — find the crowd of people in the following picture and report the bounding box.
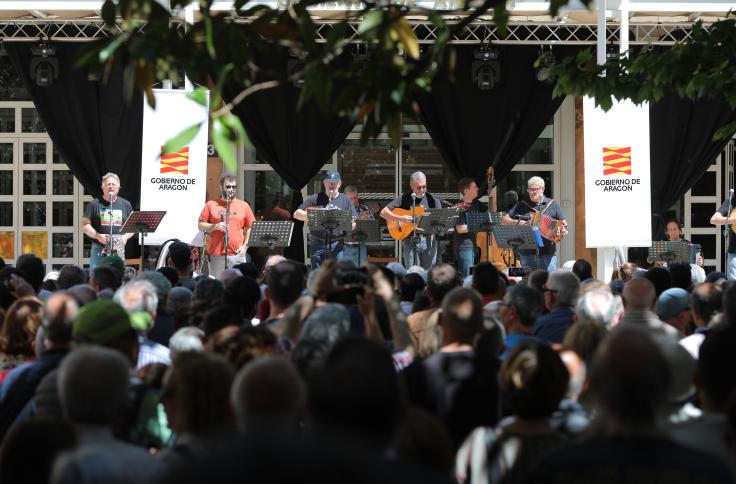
[0,247,735,483]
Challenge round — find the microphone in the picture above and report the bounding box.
[411,193,417,200]
[108,191,114,201]
[730,188,734,197]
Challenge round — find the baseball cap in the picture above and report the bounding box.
[100,255,125,273]
[73,300,134,345]
[324,170,341,182]
[656,287,691,321]
[385,262,407,278]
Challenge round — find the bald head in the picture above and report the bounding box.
[622,278,656,311]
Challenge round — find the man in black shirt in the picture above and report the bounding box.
[502,176,566,272]
[81,173,134,270]
[381,171,444,270]
[453,177,483,278]
[294,171,357,269]
[710,199,736,279]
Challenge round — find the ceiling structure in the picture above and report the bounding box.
[0,0,733,44]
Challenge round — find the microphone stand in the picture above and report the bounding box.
[726,188,733,276]
[411,194,419,268]
[224,194,231,270]
[108,191,114,256]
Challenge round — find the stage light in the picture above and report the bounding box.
[605,43,619,61]
[535,49,557,85]
[30,42,58,87]
[471,44,500,90]
[286,58,305,88]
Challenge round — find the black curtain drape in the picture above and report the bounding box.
[229,53,355,190]
[650,94,736,234]
[5,43,144,206]
[415,45,579,184]
[227,52,355,261]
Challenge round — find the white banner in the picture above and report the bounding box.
[583,97,652,247]
[140,89,209,246]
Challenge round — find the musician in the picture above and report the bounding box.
[502,176,567,272]
[665,219,704,266]
[81,173,134,270]
[198,173,255,278]
[343,185,372,266]
[710,194,736,279]
[294,170,356,269]
[381,171,443,270]
[454,177,483,278]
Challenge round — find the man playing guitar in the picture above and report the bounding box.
[502,176,567,272]
[381,171,443,270]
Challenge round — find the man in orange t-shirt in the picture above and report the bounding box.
[198,174,255,278]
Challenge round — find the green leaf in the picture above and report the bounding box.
[326,22,348,49]
[714,121,736,140]
[101,0,117,25]
[387,113,402,147]
[205,16,216,58]
[222,113,252,149]
[186,88,209,106]
[358,11,384,35]
[98,37,122,63]
[162,123,202,155]
[212,118,238,172]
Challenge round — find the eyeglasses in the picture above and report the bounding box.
[225,185,237,189]
[415,185,427,190]
[527,186,544,192]
[542,286,558,293]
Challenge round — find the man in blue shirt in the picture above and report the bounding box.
[499,284,545,359]
[533,270,580,344]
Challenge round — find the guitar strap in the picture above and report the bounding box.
[521,198,556,216]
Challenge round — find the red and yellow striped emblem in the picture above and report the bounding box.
[160,146,189,175]
[602,146,632,176]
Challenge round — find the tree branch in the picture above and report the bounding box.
[210,80,280,117]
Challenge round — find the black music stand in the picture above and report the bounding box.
[120,210,167,272]
[418,208,460,265]
[648,240,690,265]
[346,219,382,266]
[493,225,537,276]
[248,221,294,255]
[307,208,353,261]
[466,211,509,266]
[465,212,494,233]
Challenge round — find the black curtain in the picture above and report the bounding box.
[415,45,579,184]
[5,43,144,206]
[227,52,355,261]
[650,93,736,229]
[229,53,355,190]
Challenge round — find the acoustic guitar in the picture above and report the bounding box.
[387,207,426,240]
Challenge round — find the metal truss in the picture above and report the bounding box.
[0,18,699,45]
[314,21,699,44]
